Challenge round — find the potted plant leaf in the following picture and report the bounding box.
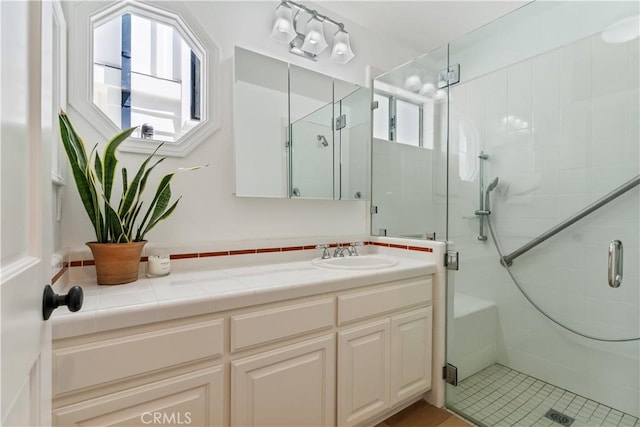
[58,111,205,285]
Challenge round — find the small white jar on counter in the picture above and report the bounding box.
[146,253,171,277]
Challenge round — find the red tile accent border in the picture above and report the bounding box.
[229,249,257,255]
[69,241,436,267]
[408,246,433,253]
[170,253,199,260]
[389,243,407,249]
[200,251,229,258]
[257,247,281,253]
[51,266,68,285]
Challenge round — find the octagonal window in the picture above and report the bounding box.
[92,3,205,143]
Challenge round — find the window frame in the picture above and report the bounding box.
[373,91,424,148]
[67,0,220,157]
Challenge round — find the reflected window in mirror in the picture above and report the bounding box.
[92,6,204,143]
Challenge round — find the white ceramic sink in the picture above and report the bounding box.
[312,255,399,270]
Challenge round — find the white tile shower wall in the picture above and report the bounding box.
[446,33,639,416]
[60,1,421,250]
[371,138,437,238]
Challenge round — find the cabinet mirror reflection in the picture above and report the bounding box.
[92,10,204,143]
[234,47,370,200]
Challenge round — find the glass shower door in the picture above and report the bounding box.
[444,1,640,425]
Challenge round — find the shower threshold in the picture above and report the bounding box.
[447,364,638,427]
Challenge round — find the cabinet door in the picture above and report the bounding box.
[231,334,335,427]
[337,319,390,426]
[53,365,224,426]
[390,307,432,405]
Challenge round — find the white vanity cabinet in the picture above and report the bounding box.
[229,298,336,427]
[390,307,433,405]
[337,279,433,426]
[52,318,226,426]
[338,319,391,426]
[52,273,434,427]
[231,335,336,427]
[53,366,224,426]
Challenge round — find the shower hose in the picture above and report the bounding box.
[485,217,640,342]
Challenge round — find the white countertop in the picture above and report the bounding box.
[52,255,437,340]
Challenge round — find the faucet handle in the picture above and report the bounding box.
[348,241,363,256]
[315,244,331,259]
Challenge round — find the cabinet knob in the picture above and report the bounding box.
[42,285,83,321]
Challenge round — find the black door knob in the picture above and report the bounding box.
[42,285,83,321]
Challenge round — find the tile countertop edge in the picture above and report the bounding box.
[52,258,437,340]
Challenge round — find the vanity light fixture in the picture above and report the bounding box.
[270,1,355,64]
[301,14,328,55]
[331,25,355,64]
[270,2,297,43]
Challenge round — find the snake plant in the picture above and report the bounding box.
[58,111,204,243]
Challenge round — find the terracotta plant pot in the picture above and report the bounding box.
[86,241,147,285]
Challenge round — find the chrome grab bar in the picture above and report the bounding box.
[501,175,640,266]
[608,240,623,288]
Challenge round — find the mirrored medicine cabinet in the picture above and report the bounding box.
[234,47,371,200]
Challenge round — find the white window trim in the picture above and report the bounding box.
[52,0,67,186]
[67,0,220,157]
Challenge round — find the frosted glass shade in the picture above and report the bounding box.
[331,30,355,64]
[270,4,296,44]
[301,17,328,55]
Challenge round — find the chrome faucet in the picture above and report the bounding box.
[347,242,363,256]
[333,243,348,257]
[334,242,362,257]
[315,244,331,259]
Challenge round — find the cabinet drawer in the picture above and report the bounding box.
[231,298,334,352]
[53,319,223,396]
[53,365,224,426]
[338,277,432,325]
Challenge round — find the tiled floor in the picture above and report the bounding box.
[376,400,473,427]
[447,364,639,427]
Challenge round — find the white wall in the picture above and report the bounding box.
[60,1,420,251]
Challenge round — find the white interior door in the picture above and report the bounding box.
[1,1,57,425]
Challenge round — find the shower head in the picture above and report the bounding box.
[317,135,329,147]
[487,177,499,193]
[485,177,499,212]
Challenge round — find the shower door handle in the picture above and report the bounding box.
[608,240,623,288]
